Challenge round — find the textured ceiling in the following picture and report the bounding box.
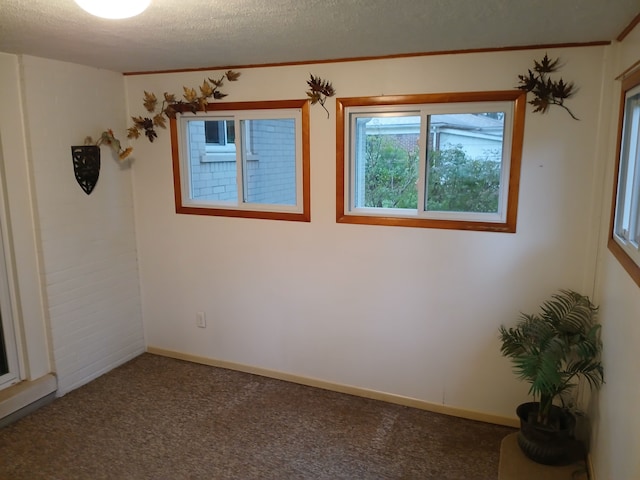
[1,0,639,73]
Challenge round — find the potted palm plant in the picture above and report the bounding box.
[498,289,604,465]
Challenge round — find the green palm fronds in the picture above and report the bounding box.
[499,290,604,424]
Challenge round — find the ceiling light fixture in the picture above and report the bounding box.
[74,0,151,19]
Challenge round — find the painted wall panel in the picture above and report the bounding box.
[19,55,145,395]
[592,22,640,480]
[127,46,606,420]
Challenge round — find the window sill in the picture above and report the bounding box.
[0,373,57,427]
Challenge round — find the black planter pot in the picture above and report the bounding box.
[516,402,585,465]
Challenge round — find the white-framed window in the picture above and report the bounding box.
[609,69,640,287]
[337,91,526,232]
[171,99,310,222]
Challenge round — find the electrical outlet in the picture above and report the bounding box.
[196,311,206,328]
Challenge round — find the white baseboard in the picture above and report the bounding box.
[147,346,519,428]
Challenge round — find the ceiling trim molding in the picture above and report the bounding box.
[616,12,640,42]
[123,40,610,76]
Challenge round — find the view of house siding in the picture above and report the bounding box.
[364,113,504,160]
[188,119,296,205]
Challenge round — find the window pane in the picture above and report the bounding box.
[615,91,640,245]
[242,118,297,206]
[353,115,421,209]
[425,112,504,213]
[187,120,238,201]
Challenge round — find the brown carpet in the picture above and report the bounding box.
[0,353,515,479]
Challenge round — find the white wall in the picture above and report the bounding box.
[591,25,640,480]
[17,56,145,395]
[127,46,607,421]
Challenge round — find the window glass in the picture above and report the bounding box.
[353,114,421,210]
[425,113,504,214]
[242,118,297,206]
[187,120,237,201]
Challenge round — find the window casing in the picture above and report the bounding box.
[609,69,640,286]
[337,91,526,232]
[171,99,310,222]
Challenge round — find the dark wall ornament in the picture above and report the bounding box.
[306,74,336,118]
[71,145,100,195]
[517,54,579,120]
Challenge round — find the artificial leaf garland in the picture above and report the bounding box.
[128,70,241,143]
[517,54,578,120]
[81,71,240,162]
[306,74,335,118]
[84,129,133,161]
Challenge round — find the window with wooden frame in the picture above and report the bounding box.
[609,68,640,287]
[336,91,526,232]
[171,99,310,222]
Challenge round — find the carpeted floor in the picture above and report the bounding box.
[0,353,515,479]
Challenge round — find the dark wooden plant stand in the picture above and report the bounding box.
[498,433,588,480]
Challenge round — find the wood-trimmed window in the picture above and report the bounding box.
[336,91,526,232]
[170,99,310,222]
[608,69,640,287]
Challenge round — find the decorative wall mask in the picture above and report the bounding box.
[71,145,100,195]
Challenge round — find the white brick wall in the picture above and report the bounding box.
[246,119,296,205]
[20,56,145,395]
